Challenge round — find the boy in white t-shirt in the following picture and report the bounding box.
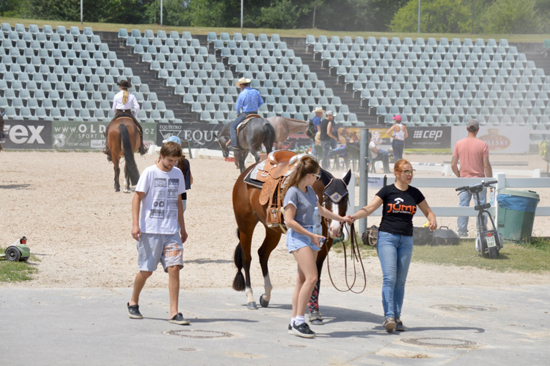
[128,141,189,325]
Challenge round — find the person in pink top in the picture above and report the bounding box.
[450,119,493,237]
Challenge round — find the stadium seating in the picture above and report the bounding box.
[305,33,548,127]
[0,23,176,123]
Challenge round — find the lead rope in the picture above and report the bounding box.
[326,222,367,294]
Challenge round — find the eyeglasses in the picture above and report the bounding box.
[402,169,416,175]
[311,173,321,180]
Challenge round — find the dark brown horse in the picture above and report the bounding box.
[232,158,351,318]
[105,117,141,192]
[267,116,309,150]
[0,111,5,152]
[217,117,276,173]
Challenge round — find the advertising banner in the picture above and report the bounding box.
[2,120,52,149]
[451,125,529,154]
[51,121,157,150]
[405,126,452,149]
[157,123,223,149]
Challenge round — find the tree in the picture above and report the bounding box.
[481,0,541,34]
[257,0,304,29]
[391,0,472,33]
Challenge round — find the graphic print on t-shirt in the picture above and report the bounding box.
[154,178,167,187]
[149,178,180,220]
[386,196,417,215]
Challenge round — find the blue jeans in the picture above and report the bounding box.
[392,139,404,161]
[457,188,487,235]
[377,231,413,319]
[230,111,256,147]
[372,149,391,173]
[321,140,332,169]
[311,139,317,157]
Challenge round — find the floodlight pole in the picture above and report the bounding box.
[241,0,243,29]
[160,0,163,26]
[417,0,421,33]
[80,0,83,25]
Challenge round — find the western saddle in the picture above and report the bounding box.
[245,150,301,230]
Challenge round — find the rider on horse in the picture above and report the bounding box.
[104,80,146,156]
[228,77,264,149]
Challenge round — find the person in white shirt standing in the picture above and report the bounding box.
[387,115,407,162]
[128,141,190,325]
[104,80,146,156]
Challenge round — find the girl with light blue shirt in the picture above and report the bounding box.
[282,155,351,338]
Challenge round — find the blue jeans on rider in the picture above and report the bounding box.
[377,231,413,320]
[457,188,487,236]
[230,111,257,147]
[372,149,391,174]
[321,140,332,169]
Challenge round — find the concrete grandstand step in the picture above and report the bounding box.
[97,31,197,124]
[290,43,378,127]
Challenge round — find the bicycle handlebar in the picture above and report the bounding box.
[455,180,498,192]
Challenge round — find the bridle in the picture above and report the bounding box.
[323,182,367,294]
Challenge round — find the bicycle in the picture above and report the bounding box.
[455,180,503,259]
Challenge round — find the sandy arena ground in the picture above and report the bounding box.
[0,151,548,294]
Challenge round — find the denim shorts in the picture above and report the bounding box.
[286,227,320,253]
[137,232,183,273]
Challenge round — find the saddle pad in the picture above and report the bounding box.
[244,169,264,189]
[236,115,261,132]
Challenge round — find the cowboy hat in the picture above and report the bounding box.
[313,107,324,113]
[235,77,252,86]
[117,80,132,88]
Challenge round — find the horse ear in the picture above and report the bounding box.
[343,169,352,185]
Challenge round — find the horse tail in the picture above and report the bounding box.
[232,241,246,292]
[263,121,276,153]
[120,123,140,185]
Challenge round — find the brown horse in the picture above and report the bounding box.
[0,110,5,152]
[267,116,309,150]
[105,117,141,192]
[232,158,351,319]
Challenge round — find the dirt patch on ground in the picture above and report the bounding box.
[0,151,548,291]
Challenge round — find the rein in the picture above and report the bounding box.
[325,221,367,294]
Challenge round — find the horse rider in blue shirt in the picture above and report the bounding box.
[229,77,264,148]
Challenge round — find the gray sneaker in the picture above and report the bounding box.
[127,303,143,319]
[309,311,323,325]
[395,317,405,331]
[383,317,396,332]
[169,313,190,325]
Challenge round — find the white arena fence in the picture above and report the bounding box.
[348,172,550,233]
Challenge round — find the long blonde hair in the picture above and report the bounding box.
[122,88,129,104]
[282,155,320,197]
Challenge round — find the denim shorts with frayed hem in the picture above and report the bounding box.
[286,227,320,253]
[137,232,183,273]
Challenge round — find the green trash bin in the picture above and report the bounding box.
[497,189,540,242]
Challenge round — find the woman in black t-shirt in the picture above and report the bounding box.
[349,159,437,332]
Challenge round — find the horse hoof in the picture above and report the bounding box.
[247,302,257,310]
[259,295,269,308]
[115,188,120,192]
